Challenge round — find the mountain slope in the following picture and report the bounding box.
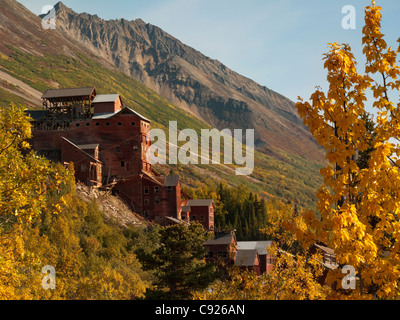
[51,2,325,163]
[0,0,323,208]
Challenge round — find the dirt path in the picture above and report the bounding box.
[0,69,42,106]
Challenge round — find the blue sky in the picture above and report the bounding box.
[17,0,400,111]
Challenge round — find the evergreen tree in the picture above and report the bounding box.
[136,223,220,300]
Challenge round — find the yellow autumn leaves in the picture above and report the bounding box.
[0,105,150,300]
[294,1,400,299]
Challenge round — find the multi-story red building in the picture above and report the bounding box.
[236,241,274,274]
[204,231,238,266]
[27,87,213,229]
[205,232,275,275]
[181,199,215,230]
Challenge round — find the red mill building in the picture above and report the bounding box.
[27,87,214,230]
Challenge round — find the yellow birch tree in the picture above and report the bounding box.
[294,1,400,299]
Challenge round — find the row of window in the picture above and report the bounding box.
[115,146,138,153]
[144,186,174,194]
[116,160,151,172]
[207,251,229,259]
[75,121,137,128]
[144,197,160,205]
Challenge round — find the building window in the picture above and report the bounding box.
[121,161,125,168]
[118,122,122,126]
[168,186,173,193]
[144,211,149,218]
[144,187,149,194]
[131,122,136,126]
[154,186,159,194]
[144,198,150,206]
[86,123,90,127]
[181,214,186,221]
[154,197,160,205]
[96,122,100,126]
[191,215,197,221]
[106,122,110,126]
[200,215,205,222]
[133,146,138,152]
[116,146,120,153]
[75,123,80,127]
[80,164,86,172]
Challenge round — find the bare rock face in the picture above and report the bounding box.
[51,1,324,162]
[76,183,148,229]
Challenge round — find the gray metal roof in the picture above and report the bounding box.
[91,107,151,122]
[187,199,214,207]
[314,244,335,255]
[166,216,190,226]
[124,107,151,122]
[61,137,101,163]
[91,113,114,120]
[42,87,95,100]
[234,249,259,267]
[237,241,272,255]
[92,94,121,104]
[182,206,191,213]
[205,233,235,246]
[164,175,180,187]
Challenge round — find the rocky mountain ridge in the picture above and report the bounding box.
[0,0,324,207]
[50,1,324,162]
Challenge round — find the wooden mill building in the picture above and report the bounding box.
[26,87,214,229]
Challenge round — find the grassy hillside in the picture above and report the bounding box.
[0,45,323,208]
[0,86,28,106]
